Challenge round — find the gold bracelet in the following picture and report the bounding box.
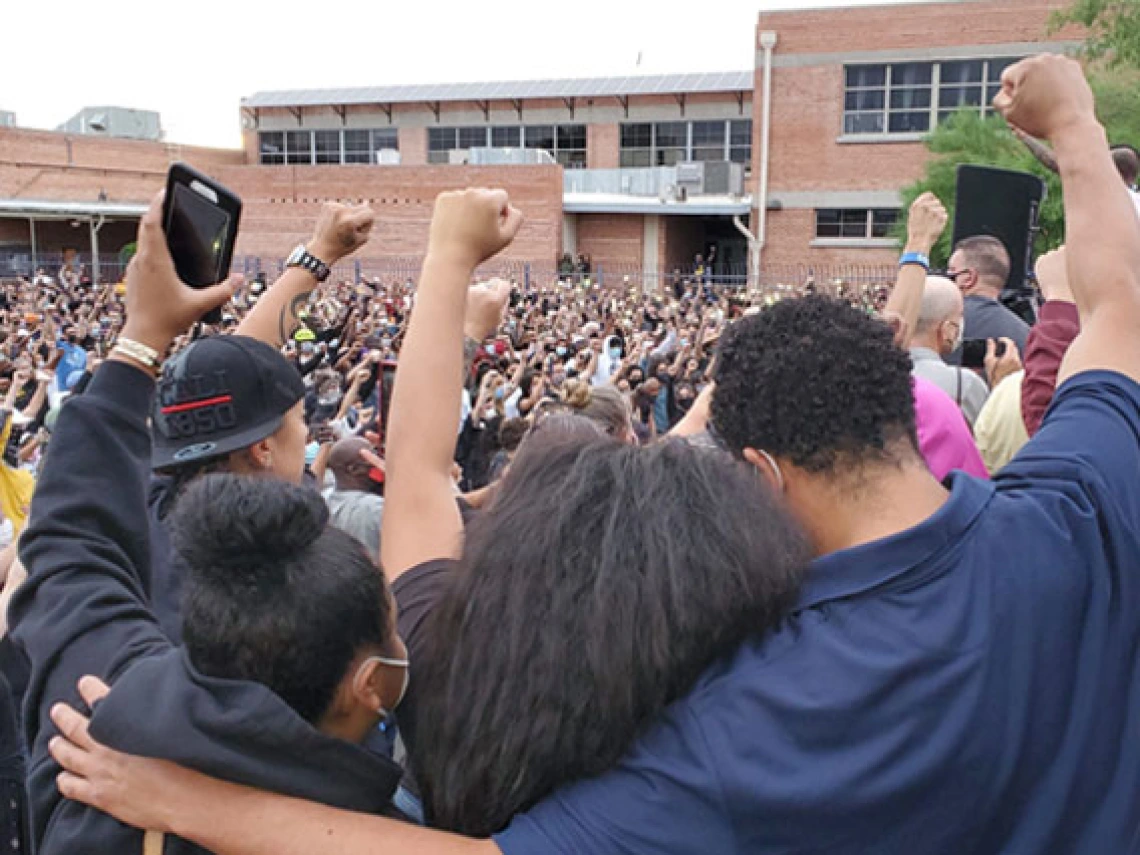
[112,338,162,371]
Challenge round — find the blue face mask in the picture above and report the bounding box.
[494,387,506,401]
[556,346,568,357]
[609,347,622,360]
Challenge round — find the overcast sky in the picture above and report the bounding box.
[5,0,915,149]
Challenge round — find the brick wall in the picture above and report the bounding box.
[0,126,245,204]
[588,124,620,170]
[577,213,643,275]
[399,127,428,166]
[758,0,1079,55]
[216,164,564,263]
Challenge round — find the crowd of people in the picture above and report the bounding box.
[0,53,1133,854]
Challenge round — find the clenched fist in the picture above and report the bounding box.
[993,54,1096,142]
[906,192,949,254]
[427,189,524,271]
[309,202,376,264]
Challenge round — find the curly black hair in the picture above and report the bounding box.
[712,296,917,474]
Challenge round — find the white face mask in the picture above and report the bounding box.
[357,654,410,714]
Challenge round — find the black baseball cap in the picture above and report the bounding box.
[152,335,306,470]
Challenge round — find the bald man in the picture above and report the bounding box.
[910,276,990,427]
[325,437,385,563]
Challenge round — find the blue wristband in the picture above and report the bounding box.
[899,252,930,271]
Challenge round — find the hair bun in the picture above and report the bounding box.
[169,474,328,585]
[562,379,592,409]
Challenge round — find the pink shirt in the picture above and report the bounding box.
[913,375,989,480]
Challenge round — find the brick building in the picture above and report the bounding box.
[0,0,1080,287]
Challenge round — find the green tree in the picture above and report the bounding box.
[896,112,1064,268]
[897,69,1140,267]
[1052,0,1140,69]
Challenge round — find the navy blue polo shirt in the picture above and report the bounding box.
[495,371,1140,855]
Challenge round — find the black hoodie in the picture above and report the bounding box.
[10,360,403,854]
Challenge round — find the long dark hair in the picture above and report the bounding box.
[413,424,810,835]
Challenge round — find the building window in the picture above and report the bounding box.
[259,128,399,165]
[371,128,399,156]
[285,131,313,165]
[258,132,285,165]
[691,121,726,163]
[556,125,587,168]
[491,126,521,147]
[653,122,688,166]
[844,58,1022,136]
[620,123,652,167]
[313,130,341,164]
[619,120,749,167]
[816,208,900,240]
[729,119,752,164]
[458,127,489,150]
[343,130,372,164]
[428,127,458,164]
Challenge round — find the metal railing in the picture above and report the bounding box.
[0,251,898,298]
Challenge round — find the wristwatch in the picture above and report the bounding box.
[286,245,331,283]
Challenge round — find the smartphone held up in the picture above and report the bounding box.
[161,163,242,324]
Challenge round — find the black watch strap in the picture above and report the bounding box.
[288,246,331,283]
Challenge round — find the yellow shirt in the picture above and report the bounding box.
[975,370,1030,475]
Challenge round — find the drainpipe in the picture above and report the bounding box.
[755,30,778,289]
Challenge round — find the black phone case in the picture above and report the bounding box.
[162,163,242,325]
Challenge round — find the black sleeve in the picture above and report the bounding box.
[391,560,456,774]
[9,361,170,842]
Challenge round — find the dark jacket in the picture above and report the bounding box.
[10,361,403,855]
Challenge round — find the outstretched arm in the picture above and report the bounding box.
[380,190,522,583]
[996,56,1140,384]
[237,204,374,348]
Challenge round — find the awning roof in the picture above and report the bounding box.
[0,199,148,220]
[244,70,753,109]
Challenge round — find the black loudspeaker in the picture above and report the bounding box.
[952,165,1047,294]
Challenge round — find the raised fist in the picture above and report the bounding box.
[309,202,376,265]
[993,54,1096,142]
[427,189,523,271]
[906,192,949,254]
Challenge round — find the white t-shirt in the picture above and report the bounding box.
[1129,189,1140,220]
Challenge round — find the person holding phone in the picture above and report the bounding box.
[10,193,411,855]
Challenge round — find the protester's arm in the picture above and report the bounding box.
[381,190,522,582]
[997,56,1140,384]
[11,194,236,782]
[1020,248,1080,436]
[1012,126,1059,173]
[884,192,948,350]
[236,204,374,348]
[19,373,50,422]
[668,382,714,438]
[49,691,494,855]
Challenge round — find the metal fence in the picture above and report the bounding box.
[0,251,899,298]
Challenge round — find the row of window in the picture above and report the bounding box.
[843,58,1019,135]
[620,120,752,168]
[427,125,588,167]
[259,129,399,165]
[815,208,900,240]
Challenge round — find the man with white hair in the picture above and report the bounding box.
[910,276,990,426]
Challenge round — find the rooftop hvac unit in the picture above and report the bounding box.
[703,162,746,196]
[0,111,15,129]
[676,162,705,196]
[375,148,401,165]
